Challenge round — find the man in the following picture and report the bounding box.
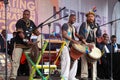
[0,29,6,52]
[110,35,120,53]
[10,9,40,80]
[97,33,111,79]
[8,32,17,56]
[79,11,101,80]
[61,14,84,80]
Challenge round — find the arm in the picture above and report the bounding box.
[96,23,102,43]
[31,21,40,36]
[96,23,102,37]
[79,22,86,39]
[62,24,77,43]
[16,19,23,31]
[78,22,88,44]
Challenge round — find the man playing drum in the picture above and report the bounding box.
[10,9,40,80]
[79,11,101,80]
[61,14,86,80]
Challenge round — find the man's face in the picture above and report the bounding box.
[87,14,95,23]
[111,38,116,44]
[103,35,109,44]
[23,11,30,20]
[69,16,76,24]
[2,30,6,38]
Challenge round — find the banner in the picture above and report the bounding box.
[0,0,37,33]
[36,0,109,34]
[0,0,109,40]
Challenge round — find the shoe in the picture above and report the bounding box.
[69,77,79,80]
[96,77,100,80]
[73,78,79,80]
[81,77,88,80]
[92,77,100,80]
[9,78,16,80]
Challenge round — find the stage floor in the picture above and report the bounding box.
[16,76,110,80]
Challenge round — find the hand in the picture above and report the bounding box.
[117,49,120,53]
[81,39,86,44]
[34,29,40,36]
[27,41,33,45]
[71,39,79,44]
[86,43,94,51]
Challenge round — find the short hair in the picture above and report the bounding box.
[13,32,17,35]
[1,29,6,34]
[102,33,108,38]
[23,9,30,14]
[69,14,76,17]
[111,35,116,39]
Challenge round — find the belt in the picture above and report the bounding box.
[15,44,30,48]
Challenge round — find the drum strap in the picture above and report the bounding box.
[85,22,90,39]
[65,23,76,46]
[85,22,97,43]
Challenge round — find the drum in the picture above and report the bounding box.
[70,43,87,60]
[0,53,11,80]
[37,34,45,49]
[86,44,102,63]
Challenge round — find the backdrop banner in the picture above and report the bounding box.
[0,0,109,40]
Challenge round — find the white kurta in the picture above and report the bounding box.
[112,1,120,43]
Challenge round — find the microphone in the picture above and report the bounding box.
[56,7,66,14]
[62,7,66,10]
[63,15,68,18]
[38,23,44,28]
[60,7,66,11]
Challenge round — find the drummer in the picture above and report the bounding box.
[10,9,40,80]
[79,11,101,80]
[61,14,86,80]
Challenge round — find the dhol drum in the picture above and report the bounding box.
[37,34,45,49]
[70,43,88,60]
[86,44,102,63]
[0,53,11,80]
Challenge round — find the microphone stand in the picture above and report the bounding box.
[4,0,8,80]
[37,7,66,79]
[43,15,68,80]
[100,18,120,80]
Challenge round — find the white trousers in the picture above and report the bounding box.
[10,48,32,79]
[81,54,97,79]
[61,46,78,80]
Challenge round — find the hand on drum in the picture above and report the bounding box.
[27,41,33,45]
[86,43,94,51]
[71,39,79,44]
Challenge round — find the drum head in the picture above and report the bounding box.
[72,43,86,54]
[88,47,102,59]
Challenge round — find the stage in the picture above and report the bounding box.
[16,76,110,80]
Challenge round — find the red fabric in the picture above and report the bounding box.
[20,53,26,64]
